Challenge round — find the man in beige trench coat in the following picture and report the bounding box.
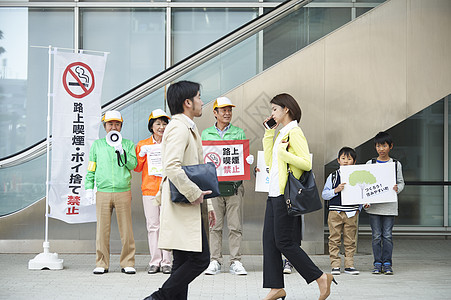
[144,81,216,300]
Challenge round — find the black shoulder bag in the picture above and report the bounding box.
[283,135,322,216]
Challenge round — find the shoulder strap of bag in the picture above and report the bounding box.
[286,134,291,172]
[331,170,338,187]
[393,158,398,177]
[285,132,310,182]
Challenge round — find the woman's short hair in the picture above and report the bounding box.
[270,93,302,122]
[148,116,169,133]
[166,81,201,115]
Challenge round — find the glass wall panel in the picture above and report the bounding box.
[174,0,258,2]
[172,8,258,64]
[263,7,351,70]
[129,87,166,143]
[263,7,308,70]
[81,8,166,105]
[80,0,165,2]
[448,96,451,226]
[0,8,73,158]
[325,99,445,226]
[308,7,351,43]
[356,7,372,17]
[179,35,258,103]
[29,0,74,2]
[356,0,385,2]
[312,0,352,2]
[0,155,46,216]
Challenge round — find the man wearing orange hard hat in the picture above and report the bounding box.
[201,96,254,276]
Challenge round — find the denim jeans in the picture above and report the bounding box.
[368,214,395,265]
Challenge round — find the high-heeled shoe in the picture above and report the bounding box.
[263,288,286,300]
[318,273,337,300]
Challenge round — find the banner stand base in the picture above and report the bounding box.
[28,242,64,270]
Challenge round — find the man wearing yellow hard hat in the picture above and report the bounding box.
[201,96,254,276]
[85,110,138,275]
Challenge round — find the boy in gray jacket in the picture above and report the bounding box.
[364,131,404,275]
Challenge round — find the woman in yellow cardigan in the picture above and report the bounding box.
[262,94,336,300]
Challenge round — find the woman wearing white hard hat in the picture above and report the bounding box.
[134,109,173,274]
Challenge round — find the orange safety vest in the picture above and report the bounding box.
[134,137,162,196]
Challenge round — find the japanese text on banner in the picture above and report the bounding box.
[202,140,250,181]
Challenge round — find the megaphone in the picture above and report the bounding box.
[106,130,122,147]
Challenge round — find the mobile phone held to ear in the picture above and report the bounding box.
[264,118,277,129]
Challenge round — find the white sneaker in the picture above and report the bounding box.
[204,260,221,275]
[121,267,136,274]
[344,267,360,275]
[93,267,107,274]
[283,259,293,274]
[229,261,247,275]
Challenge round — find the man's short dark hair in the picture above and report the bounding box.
[166,81,201,115]
[270,93,302,122]
[374,131,393,146]
[148,116,169,133]
[338,147,357,162]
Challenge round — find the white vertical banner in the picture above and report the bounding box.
[49,50,107,223]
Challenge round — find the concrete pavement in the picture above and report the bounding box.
[1,237,451,300]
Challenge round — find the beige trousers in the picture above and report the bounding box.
[95,191,136,269]
[142,195,172,267]
[328,210,358,269]
[209,185,244,264]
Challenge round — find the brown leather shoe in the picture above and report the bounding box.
[318,273,337,300]
[263,288,286,300]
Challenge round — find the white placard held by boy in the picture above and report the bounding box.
[341,162,397,205]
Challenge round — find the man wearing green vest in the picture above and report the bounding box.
[202,97,253,276]
[85,110,138,275]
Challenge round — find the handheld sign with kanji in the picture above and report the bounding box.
[202,140,250,181]
[340,162,397,205]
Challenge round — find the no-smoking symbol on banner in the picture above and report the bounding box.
[204,152,221,168]
[62,62,95,99]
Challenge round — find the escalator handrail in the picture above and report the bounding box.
[0,0,312,168]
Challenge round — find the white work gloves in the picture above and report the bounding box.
[246,155,254,165]
[85,189,95,205]
[114,144,124,155]
[139,145,153,157]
